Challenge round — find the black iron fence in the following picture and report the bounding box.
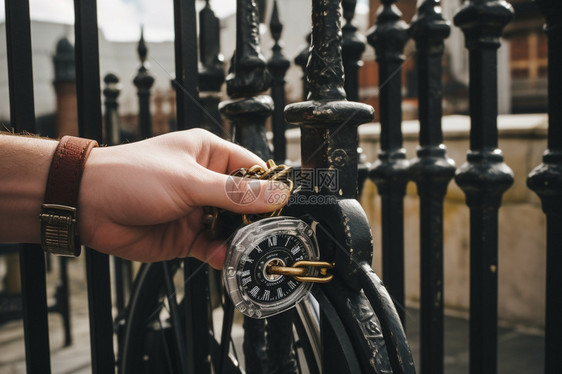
[2,0,561,373]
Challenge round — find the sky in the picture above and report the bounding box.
[0,0,369,42]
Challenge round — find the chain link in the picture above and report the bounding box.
[267,261,335,283]
[203,160,293,236]
[204,159,334,284]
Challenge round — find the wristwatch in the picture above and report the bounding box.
[40,136,98,256]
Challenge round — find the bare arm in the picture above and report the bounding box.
[0,134,58,244]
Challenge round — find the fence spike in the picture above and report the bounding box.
[342,0,365,102]
[133,26,155,139]
[199,0,225,135]
[219,0,273,160]
[267,0,290,164]
[103,73,121,145]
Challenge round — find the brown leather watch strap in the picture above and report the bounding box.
[41,136,98,256]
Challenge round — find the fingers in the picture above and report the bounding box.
[190,168,290,214]
[200,131,267,173]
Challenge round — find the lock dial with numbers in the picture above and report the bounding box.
[223,217,319,319]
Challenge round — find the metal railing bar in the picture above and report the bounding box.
[366,0,410,325]
[73,0,115,372]
[409,1,455,373]
[172,1,211,371]
[183,258,212,374]
[267,0,289,164]
[526,1,562,372]
[134,27,155,140]
[163,261,189,374]
[4,0,52,371]
[341,0,365,103]
[198,0,225,136]
[453,1,515,373]
[173,0,202,130]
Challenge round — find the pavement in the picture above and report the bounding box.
[0,256,546,373]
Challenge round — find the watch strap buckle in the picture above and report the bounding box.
[40,204,81,257]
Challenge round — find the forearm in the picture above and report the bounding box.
[0,134,58,243]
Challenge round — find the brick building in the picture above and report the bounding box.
[360,0,545,118]
[504,0,548,113]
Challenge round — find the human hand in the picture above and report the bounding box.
[78,129,289,268]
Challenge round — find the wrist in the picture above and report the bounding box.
[41,136,98,256]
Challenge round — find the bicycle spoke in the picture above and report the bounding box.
[122,262,361,374]
[156,313,178,373]
[292,331,304,374]
[163,261,189,374]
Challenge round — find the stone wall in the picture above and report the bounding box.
[286,113,548,328]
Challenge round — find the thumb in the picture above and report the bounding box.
[192,170,291,214]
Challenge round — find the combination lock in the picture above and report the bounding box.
[223,216,332,319]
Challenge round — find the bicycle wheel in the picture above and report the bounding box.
[118,259,396,374]
[119,260,323,373]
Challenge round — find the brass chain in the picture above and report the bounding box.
[267,261,335,284]
[203,160,293,236]
[237,159,294,225]
[204,159,334,284]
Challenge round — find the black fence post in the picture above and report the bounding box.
[453,1,514,373]
[285,0,375,371]
[342,0,365,103]
[74,0,116,372]
[103,73,121,145]
[219,0,273,371]
[5,0,52,371]
[134,27,155,140]
[267,0,290,164]
[55,257,72,347]
[53,36,78,138]
[51,35,76,349]
[219,0,273,160]
[409,1,455,373]
[367,0,410,325]
[526,1,562,373]
[104,75,136,315]
[342,0,368,198]
[199,0,225,136]
[295,33,311,102]
[174,0,202,130]
[172,2,211,372]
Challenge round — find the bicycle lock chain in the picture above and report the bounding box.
[203,160,334,284]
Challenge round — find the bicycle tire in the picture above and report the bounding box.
[118,260,395,374]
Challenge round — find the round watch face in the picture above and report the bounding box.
[223,217,319,319]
